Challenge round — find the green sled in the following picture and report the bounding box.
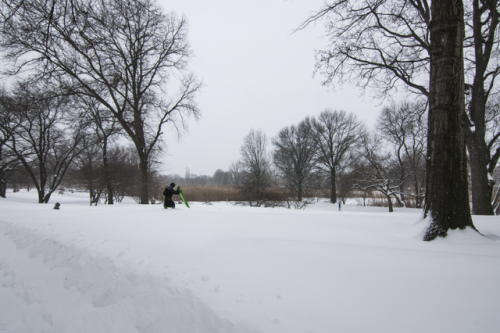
[178,186,190,208]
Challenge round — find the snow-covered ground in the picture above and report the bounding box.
[1,190,499,333]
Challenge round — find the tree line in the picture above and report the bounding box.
[0,0,200,204]
[169,96,499,216]
[228,105,425,212]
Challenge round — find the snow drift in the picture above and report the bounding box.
[1,190,499,333]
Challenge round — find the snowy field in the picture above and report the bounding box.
[1,190,499,333]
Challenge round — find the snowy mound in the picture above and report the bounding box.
[1,190,500,333]
[0,221,246,333]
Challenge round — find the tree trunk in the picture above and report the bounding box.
[423,0,477,240]
[37,169,46,204]
[330,170,337,203]
[298,183,303,201]
[0,172,6,198]
[413,174,421,208]
[139,154,149,204]
[102,139,114,205]
[88,182,94,206]
[387,195,394,213]
[37,190,45,203]
[465,0,496,215]
[467,137,494,215]
[399,166,406,206]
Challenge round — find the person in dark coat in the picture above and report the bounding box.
[163,182,180,209]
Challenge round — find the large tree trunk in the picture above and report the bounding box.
[465,0,497,216]
[37,190,45,204]
[37,168,46,204]
[423,0,477,240]
[467,137,494,215]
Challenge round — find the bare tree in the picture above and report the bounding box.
[71,137,106,206]
[0,0,201,204]
[355,135,405,212]
[237,129,273,207]
[77,95,122,204]
[336,169,357,204]
[297,0,431,98]
[464,0,500,215]
[0,87,19,197]
[272,120,317,201]
[423,0,476,240]
[298,0,500,215]
[6,82,86,203]
[107,145,141,202]
[377,100,427,207]
[310,109,365,203]
[485,95,500,178]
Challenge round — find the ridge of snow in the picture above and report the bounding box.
[0,220,248,333]
[1,190,500,333]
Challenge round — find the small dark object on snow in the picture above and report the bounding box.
[53,202,61,210]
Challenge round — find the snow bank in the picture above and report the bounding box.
[1,190,500,333]
[0,220,247,333]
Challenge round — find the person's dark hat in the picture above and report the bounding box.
[170,182,176,187]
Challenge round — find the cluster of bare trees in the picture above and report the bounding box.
[0,0,200,204]
[0,82,162,205]
[0,83,86,203]
[297,0,500,239]
[230,104,427,211]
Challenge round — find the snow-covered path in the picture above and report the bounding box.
[1,191,499,333]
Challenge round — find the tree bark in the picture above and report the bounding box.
[423,0,477,240]
[464,0,499,216]
[102,138,114,205]
[467,137,494,215]
[139,154,149,205]
[0,171,6,198]
[386,195,394,213]
[330,170,337,204]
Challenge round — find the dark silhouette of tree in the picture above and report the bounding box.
[0,87,19,198]
[77,95,122,204]
[297,0,430,98]
[423,0,476,240]
[309,109,365,203]
[0,0,201,204]
[6,82,85,203]
[377,100,427,207]
[272,120,317,201]
[71,138,106,206]
[464,0,500,215]
[355,134,406,212]
[235,129,273,207]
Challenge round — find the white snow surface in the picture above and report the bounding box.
[1,190,500,333]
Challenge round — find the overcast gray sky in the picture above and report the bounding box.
[159,0,382,177]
